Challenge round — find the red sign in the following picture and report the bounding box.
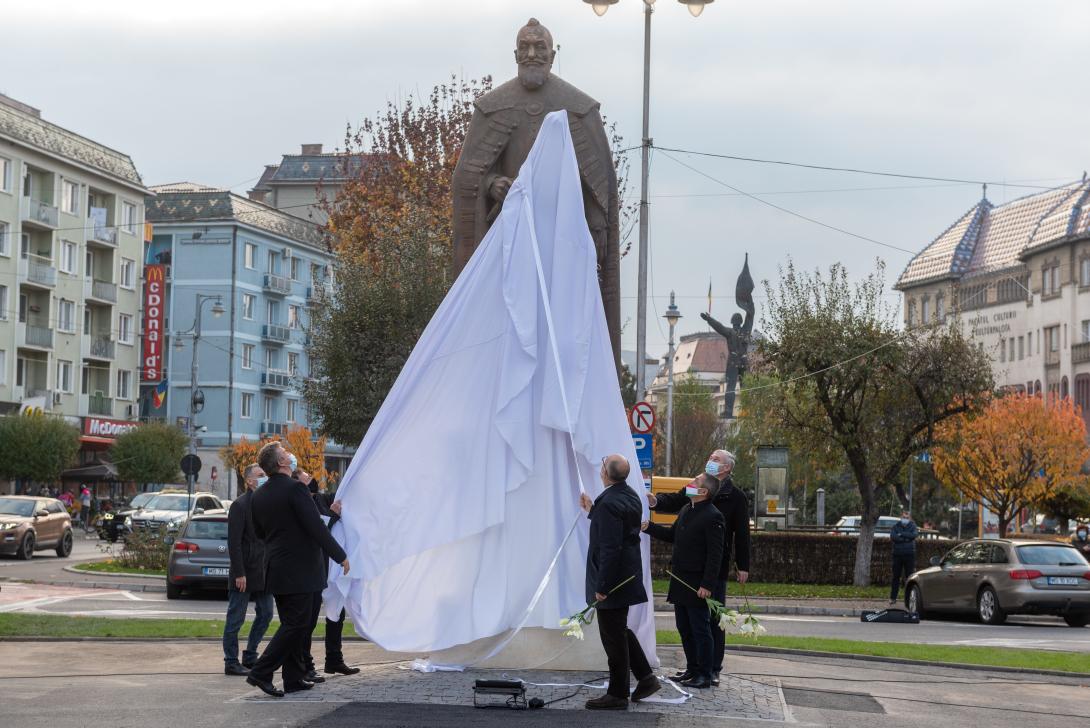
[82,417,140,440]
[143,264,165,382]
[628,401,656,434]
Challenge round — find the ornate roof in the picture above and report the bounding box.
[147,183,325,249]
[897,179,1090,289]
[0,95,144,188]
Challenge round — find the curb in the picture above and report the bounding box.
[724,644,1090,680]
[64,565,165,581]
[653,600,870,617]
[0,577,166,593]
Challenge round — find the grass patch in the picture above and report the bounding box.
[651,580,887,600]
[0,613,358,640]
[72,561,166,577]
[655,629,1088,674]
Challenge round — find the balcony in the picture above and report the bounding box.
[1045,349,1061,367]
[21,324,53,350]
[261,421,286,437]
[90,224,118,246]
[22,253,56,288]
[88,393,113,417]
[86,334,115,361]
[1074,342,1090,365]
[263,273,291,296]
[261,369,292,391]
[86,279,117,304]
[262,323,290,344]
[20,197,59,229]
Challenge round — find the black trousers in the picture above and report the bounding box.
[890,553,915,602]
[596,606,652,699]
[674,603,714,680]
[302,591,323,673]
[249,591,312,687]
[325,608,347,667]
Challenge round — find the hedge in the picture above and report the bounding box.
[649,532,957,585]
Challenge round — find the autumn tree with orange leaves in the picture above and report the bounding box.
[219,427,327,488]
[932,393,1089,537]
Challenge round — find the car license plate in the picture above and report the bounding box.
[1047,576,1079,586]
[203,567,229,576]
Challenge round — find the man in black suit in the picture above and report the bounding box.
[580,454,660,710]
[646,474,725,689]
[222,463,274,675]
[245,442,350,698]
[649,448,750,685]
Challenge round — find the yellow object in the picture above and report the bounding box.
[649,476,693,524]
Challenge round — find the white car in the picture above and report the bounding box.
[831,515,900,538]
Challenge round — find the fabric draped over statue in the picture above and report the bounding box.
[324,111,656,664]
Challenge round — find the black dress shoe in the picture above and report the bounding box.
[325,663,361,675]
[672,670,694,682]
[224,663,250,676]
[681,676,712,690]
[242,659,256,669]
[284,680,315,693]
[246,675,284,698]
[585,694,628,710]
[631,675,662,702]
[304,670,326,683]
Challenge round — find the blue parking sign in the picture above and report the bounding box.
[632,433,653,470]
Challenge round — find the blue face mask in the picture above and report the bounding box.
[256,476,268,488]
[705,461,720,477]
[288,453,298,472]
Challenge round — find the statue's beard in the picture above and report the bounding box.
[518,62,550,90]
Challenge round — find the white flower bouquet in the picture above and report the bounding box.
[667,570,766,639]
[560,574,637,640]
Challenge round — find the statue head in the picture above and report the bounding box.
[731,313,743,328]
[514,18,555,91]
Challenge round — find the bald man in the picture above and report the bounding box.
[580,454,659,710]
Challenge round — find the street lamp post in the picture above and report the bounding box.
[584,0,713,397]
[663,291,681,476]
[174,293,225,499]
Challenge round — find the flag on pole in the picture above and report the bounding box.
[707,278,713,315]
[152,379,168,409]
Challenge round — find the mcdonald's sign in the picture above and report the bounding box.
[143,264,166,382]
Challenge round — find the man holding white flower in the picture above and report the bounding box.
[579,454,660,710]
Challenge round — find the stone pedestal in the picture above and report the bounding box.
[392,624,608,671]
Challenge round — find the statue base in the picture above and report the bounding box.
[396,625,609,671]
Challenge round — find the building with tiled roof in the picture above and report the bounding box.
[646,331,727,412]
[896,177,1090,418]
[248,144,373,223]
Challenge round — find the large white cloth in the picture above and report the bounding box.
[325,111,656,663]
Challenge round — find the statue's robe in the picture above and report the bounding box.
[452,74,621,367]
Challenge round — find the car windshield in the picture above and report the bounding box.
[145,494,194,512]
[184,519,228,540]
[0,498,35,517]
[129,493,156,509]
[1016,545,1090,566]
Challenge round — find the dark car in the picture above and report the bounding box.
[165,513,230,599]
[0,496,74,560]
[98,491,158,543]
[905,539,1090,627]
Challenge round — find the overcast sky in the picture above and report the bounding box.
[6,0,1089,357]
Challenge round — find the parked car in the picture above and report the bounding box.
[97,491,159,543]
[0,496,74,560]
[831,515,900,538]
[165,513,230,599]
[129,492,224,535]
[905,539,1090,627]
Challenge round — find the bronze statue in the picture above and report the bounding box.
[452,18,621,367]
[701,254,755,419]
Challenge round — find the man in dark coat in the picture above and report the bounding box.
[889,509,918,606]
[646,474,725,689]
[245,442,349,698]
[222,463,275,675]
[580,454,660,710]
[649,448,750,684]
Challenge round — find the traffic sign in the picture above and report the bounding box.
[180,454,202,477]
[629,401,656,434]
[632,433,654,470]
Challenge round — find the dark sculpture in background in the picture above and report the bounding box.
[451,18,621,367]
[701,254,755,419]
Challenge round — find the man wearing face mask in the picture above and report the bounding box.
[889,510,918,607]
[1071,524,1090,559]
[645,474,725,689]
[245,443,350,697]
[648,449,750,685]
[222,463,275,675]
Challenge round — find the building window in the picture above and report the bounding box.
[244,243,256,270]
[0,221,9,256]
[1046,325,1060,352]
[287,352,299,376]
[287,399,297,423]
[57,299,75,332]
[1076,375,1090,420]
[935,294,945,322]
[1018,336,1024,360]
[16,356,24,386]
[288,305,300,329]
[1008,338,1014,362]
[290,257,301,281]
[242,294,255,320]
[1028,331,1034,355]
[266,300,277,324]
[56,360,73,393]
[61,179,80,214]
[118,313,134,344]
[311,263,324,284]
[59,240,77,274]
[1042,265,1061,296]
[921,298,931,323]
[265,348,276,370]
[120,258,135,289]
[1062,376,1070,399]
[0,284,7,320]
[999,340,1006,363]
[263,395,274,422]
[906,300,916,327]
[241,392,253,419]
[267,251,279,274]
[1081,258,1090,287]
[0,156,11,192]
[242,344,254,370]
[116,369,132,400]
[122,201,138,234]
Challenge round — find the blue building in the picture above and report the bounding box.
[144,183,343,497]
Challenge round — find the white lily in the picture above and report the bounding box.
[559,617,571,627]
[563,622,585,640]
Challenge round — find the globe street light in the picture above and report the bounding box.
[664,291,681,476]
[174,293,225,499]
[583,0,712,401]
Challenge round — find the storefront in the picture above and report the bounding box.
[64,416,143,504]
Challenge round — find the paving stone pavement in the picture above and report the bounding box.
[230,663,787,722]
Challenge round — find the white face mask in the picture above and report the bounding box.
[1079,530,1088,540]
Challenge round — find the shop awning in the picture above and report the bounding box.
[61,460,119,482]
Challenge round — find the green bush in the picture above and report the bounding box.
[106,525,173,571]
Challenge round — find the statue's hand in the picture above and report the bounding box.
[489,176,513,202]
[700,312,712,323]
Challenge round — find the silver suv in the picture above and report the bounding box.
[906,539,1090,627]
[129,492,223,534]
